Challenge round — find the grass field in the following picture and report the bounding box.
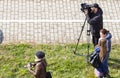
[0,43,120,78]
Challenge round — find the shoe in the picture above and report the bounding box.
[106,73,110,78]
[103,73,110,78]
[98,76,103,78]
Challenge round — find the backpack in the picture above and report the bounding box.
[46,72,52,78]
[89,52,101,68]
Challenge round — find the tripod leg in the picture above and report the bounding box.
[73,17,87,54]
[86,54,90,63]
[86,25,91,63]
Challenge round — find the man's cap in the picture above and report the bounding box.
[35,51,45,59]
[91,3,99,8]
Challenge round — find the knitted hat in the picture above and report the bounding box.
[35,51,45,59]
[35,51,45,62]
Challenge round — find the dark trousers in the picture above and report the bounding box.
[92,36,100,47]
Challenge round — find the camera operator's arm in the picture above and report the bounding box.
[86,14,102,25]
[84,10,92,23]
[28,63,41,77]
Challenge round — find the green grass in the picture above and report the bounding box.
[0,43,120,78]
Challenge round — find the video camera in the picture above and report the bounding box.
[81,3,92,16]
[24,62,36,68]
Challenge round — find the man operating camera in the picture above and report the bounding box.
[83,3,103,46]
[26,51,47,78]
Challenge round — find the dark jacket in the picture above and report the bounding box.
[86,7,103,37]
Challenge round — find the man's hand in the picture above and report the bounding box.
[84,9,88,15]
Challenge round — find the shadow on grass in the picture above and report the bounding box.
[109,58,120,69]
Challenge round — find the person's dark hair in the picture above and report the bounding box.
[91,3,99,8]
[100,28,109,35]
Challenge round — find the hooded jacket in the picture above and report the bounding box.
[106,33,112,53]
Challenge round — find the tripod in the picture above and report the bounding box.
[86,26,91,63]
[73,16,91,62]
